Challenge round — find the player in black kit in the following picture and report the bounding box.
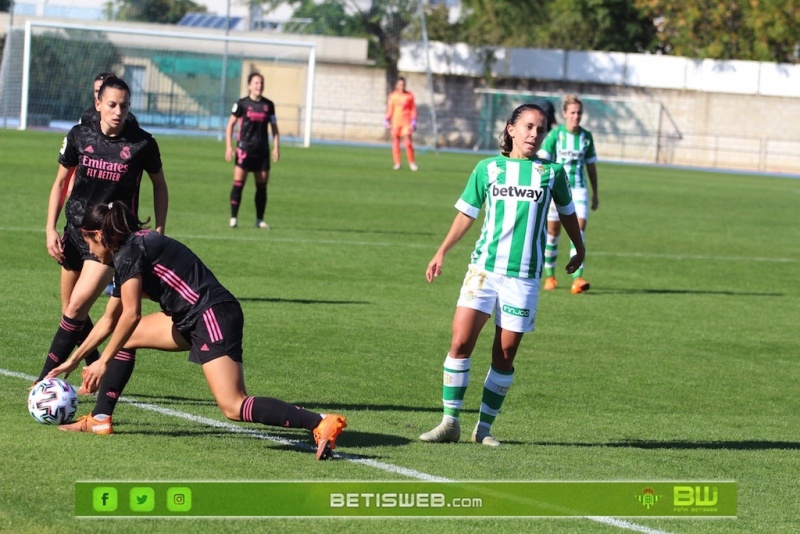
[62,73,141,207]
[224,72,280,229]
[39,76,169,383]
[49,202,346,460]
[76,73,141,298]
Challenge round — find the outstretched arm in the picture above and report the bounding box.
[45,164,75,263]
[224,114,238,161]
[80,275,144,392]
[587,162,599,210]
[384,94,394,128]
[559,211,585,274]
[271,120,280,163]
[46,296,122,379]
[426,211,475,283]
[148,169,169,235]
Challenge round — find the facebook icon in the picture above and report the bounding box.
[92,487,118,512]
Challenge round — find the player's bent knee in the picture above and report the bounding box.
[448,343,473,359]
[218,403,242,421]
[63,300,92,319]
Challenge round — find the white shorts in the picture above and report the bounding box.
[548,187,588,222]
[456,265,539,333]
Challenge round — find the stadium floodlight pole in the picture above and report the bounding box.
[219,0,231,142]
[19,20,316,147]
[417,0,438,152]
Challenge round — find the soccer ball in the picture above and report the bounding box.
[28,378,78,425]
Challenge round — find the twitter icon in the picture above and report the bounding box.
[130,487,155,512]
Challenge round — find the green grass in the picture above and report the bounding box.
[0,128,798,533]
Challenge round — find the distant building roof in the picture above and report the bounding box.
[177,13,243,31]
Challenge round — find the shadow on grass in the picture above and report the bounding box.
[238,297,370,305]
[122,396,456,416]
[590,288,784,297]
[534,439,800,450]
[116,422,417,451]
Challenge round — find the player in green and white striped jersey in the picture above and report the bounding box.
[537,94,600,294]
[420,104,585,446]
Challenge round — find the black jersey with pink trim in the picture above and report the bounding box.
[112,230,236,332]
[58,120,161,247]
[231,96,275,155]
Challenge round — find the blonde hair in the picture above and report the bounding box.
[562,94,583,113]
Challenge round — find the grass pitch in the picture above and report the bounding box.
[0,129,798,533]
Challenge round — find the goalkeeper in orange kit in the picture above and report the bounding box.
[384,77,418,171]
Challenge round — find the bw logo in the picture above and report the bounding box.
[674,486,718,506]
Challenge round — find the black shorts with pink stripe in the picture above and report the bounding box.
[182,300,244,364]
[235,149,271,172]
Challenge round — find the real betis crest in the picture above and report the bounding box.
[487,163,503,182]
[637,487,661,510]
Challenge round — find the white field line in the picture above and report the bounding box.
[0,228,800,263]
[4,368,673,532]
[3,226,797,263]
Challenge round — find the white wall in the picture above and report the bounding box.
[399,42,800,98]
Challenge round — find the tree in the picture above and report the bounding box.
[261,0,418,92]
[117,0,207,24]
[635,0,799,63]
[447,0,655,53]
[423,0,656,85]
[30,31,121,120]
[287,0,363,36]
[0,0,11,12]
[541,0,657,53]
[415,4,463,44]
[456,0,546,48]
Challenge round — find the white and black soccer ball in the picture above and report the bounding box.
[28,378,78,425]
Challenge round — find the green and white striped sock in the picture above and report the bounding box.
[442,354,470,421]
[477,366,514,430]
[544,233,559,277]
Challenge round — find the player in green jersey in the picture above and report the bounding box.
[419,104,585,446]
[538,94,599,294]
